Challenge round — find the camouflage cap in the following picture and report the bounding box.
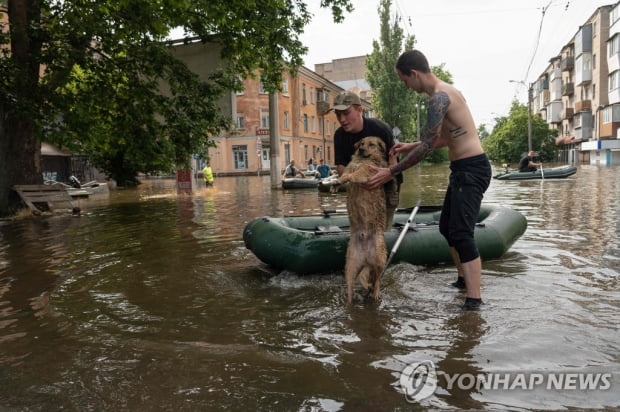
[333,91,361,111]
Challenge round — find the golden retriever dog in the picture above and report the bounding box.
[333,136,388,304]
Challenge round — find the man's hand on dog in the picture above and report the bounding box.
[366,141,422,189]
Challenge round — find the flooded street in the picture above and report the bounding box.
[1,164,619,410]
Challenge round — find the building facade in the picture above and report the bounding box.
[170,41,374,176]
[535,2,620,165]
[314,55,373,102]
[208,66,350,176]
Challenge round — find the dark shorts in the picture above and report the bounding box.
[439,153,492,263]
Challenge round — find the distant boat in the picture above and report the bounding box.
[281,177,320,189]
[45,178,110,197]
[494,165,577,180]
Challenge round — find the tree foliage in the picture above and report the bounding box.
[482,101,559,163]
[0,0,353,216]
[366,0,415,141]
[366,4,454,164]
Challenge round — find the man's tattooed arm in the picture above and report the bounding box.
[389,91,450,175]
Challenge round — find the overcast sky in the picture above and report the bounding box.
[300,0,613,130]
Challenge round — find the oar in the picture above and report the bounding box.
[380,198,422,278]
[540,162,545,180]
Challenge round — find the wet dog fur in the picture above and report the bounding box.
[334,136,388,304]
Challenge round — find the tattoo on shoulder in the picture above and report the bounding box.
[427,92,450,128]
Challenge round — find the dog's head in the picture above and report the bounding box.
[353,136,386,161]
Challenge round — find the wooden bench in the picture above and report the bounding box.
[13,184,79,215]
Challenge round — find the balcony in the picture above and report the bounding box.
[541,90,550,105]
[316,101,330,115]
[575,100,591,112]
[563,108,574,119]
[561,56,574,72]
[562,83,574,96]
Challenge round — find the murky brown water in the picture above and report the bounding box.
[1,164,618,410]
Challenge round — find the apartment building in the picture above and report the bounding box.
[314,55,373,102]
[169,39,376,176]
[534,2,620,165]
[210,66,349,176]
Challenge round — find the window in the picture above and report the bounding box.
[236,75,245,95]
[612,5,620,27]
[603,106,612,123]
[259,80,267,94]
[282,77,289,95]
[311,116,316,133]
[302,83,307,104]
[283,111,290,130]
[317,88,329,102]
[303,114,308,132]
[310,87,315,104]
[236,113,245,129]
[260,108,269,128]
[609,70,620,91]
[232,145,248,169]
[609,35,620,58]
[284,144,291,165]
[319,117,323,134]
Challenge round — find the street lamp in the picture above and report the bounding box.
[509,80,533,152]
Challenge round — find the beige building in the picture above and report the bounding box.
[170,40,374,176]
[315,55,373,103]
[209,66,347,176]
[534,2,620,165]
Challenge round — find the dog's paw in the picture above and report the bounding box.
[363,288,382,304]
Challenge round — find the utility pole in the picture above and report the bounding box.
[268,93,281,188]
[526,85,533,152]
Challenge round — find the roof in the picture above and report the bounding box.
[334,79,371,91]
[41,142,71,157]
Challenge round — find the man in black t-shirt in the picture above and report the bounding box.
[518,151,540,172]
[333,91,402,229]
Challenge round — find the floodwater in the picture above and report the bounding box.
[0,164,618,411]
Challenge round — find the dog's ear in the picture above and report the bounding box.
[374,137,386,153]
[354,138,364,150]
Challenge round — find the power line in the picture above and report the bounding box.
[522,0,554,83]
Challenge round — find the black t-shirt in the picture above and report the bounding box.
[518,155,530,171]
[334,117,402,183]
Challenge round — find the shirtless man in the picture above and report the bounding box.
[367,49,492,310]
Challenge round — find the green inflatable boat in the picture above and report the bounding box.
[243,205,527,274]
[494,165,577,180]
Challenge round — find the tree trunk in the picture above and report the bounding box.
[0,0,44,217]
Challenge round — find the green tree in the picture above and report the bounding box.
[482,101,558,163]
[477,124,490,141]
[0,0,353,216]
[366,0,415,140]
[367,8,455,165]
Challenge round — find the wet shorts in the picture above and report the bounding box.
[439,153,492,263]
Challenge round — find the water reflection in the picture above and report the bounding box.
[0,164,618,410]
